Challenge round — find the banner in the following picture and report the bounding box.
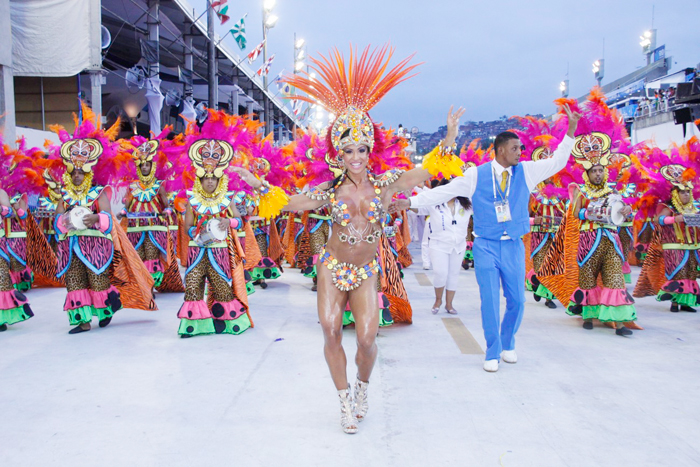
[11,0,100,77]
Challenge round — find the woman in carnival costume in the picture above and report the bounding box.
[233,45,463,433]
[175,110,256,338]
[634,138,700,312]
[119,129,184,293]
[48,105,157,334]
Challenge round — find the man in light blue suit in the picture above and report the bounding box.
[393,105,580,372]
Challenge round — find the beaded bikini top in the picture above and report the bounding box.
[305,169,404,226]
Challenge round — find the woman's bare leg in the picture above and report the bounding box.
[433,286,444,310]
[317,266,350,390]
[348,276,380,382]
[445,289,456,310]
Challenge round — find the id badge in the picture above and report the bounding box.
[494,200,512,223]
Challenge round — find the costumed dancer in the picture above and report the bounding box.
[234,45,444,433]
[634,139,700,312]
[233,190,258,295]
[397,103,581,372]
[0,139,40,331]
[515,116,570,309]
[119,130,184,293]
[248,138,290,289]
[48,105,156,334]
[176,110,254,337]
[535,92,638,335]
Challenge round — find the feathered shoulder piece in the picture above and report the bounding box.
[0,136,47,197]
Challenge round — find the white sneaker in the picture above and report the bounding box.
[501,350,517,364]
[483,359,499,372]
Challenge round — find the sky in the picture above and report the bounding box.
[190,0,700,132]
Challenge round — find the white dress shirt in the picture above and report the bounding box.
[417,202,472,254]
[410,135,575,208]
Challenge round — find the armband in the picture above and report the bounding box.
[230,217,242,230]
[1,206,13,218]
[578,208,587,221]
[16,208,27,220]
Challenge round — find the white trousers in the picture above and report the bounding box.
[421,220,431,268]
[429,247,464,290]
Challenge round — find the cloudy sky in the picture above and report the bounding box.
[191,0,700,131]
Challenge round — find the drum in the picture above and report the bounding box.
[195,218,228,246]
[63,206,92,231]
[683,214,700,227]
[586,194,626,226]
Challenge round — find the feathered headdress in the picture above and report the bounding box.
[638,137,700,215]
[120,127,184,192]
[171,109,259,193]
[45,102,124,187]
[553,89,634,185]
[284,44,420,159]
[458,139,490,172]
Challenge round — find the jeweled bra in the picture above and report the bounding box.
[304,169,404,244]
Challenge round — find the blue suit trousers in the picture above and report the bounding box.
[473,237,526,361]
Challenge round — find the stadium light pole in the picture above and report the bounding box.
[262,0,277,135]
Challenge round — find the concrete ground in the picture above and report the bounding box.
[3,245,700,467]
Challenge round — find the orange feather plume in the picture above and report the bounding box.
[283,44,421,115]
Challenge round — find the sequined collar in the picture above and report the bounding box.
[131,179,162,203]
[61,186,103,207]
[188,189,236,216]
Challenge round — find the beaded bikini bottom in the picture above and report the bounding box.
[320,248,379,292]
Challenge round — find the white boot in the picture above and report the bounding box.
[338,386,358,434]
[353,377,369,422]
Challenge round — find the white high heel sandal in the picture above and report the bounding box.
[353,377,369,422]
[338,386,358,434]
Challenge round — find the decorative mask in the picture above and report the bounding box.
[59,138,103,173]
[188,139,235,178]
[133,140,158,166]
[661,164,694,191]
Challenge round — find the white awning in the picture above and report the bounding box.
[11,0,101,77]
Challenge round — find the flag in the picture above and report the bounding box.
[257,54,275,76]
[214,2,230,25]
[291,100,303,116]
[230,15,247,50]
[279,81,294,98]
[247,40,265,64]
